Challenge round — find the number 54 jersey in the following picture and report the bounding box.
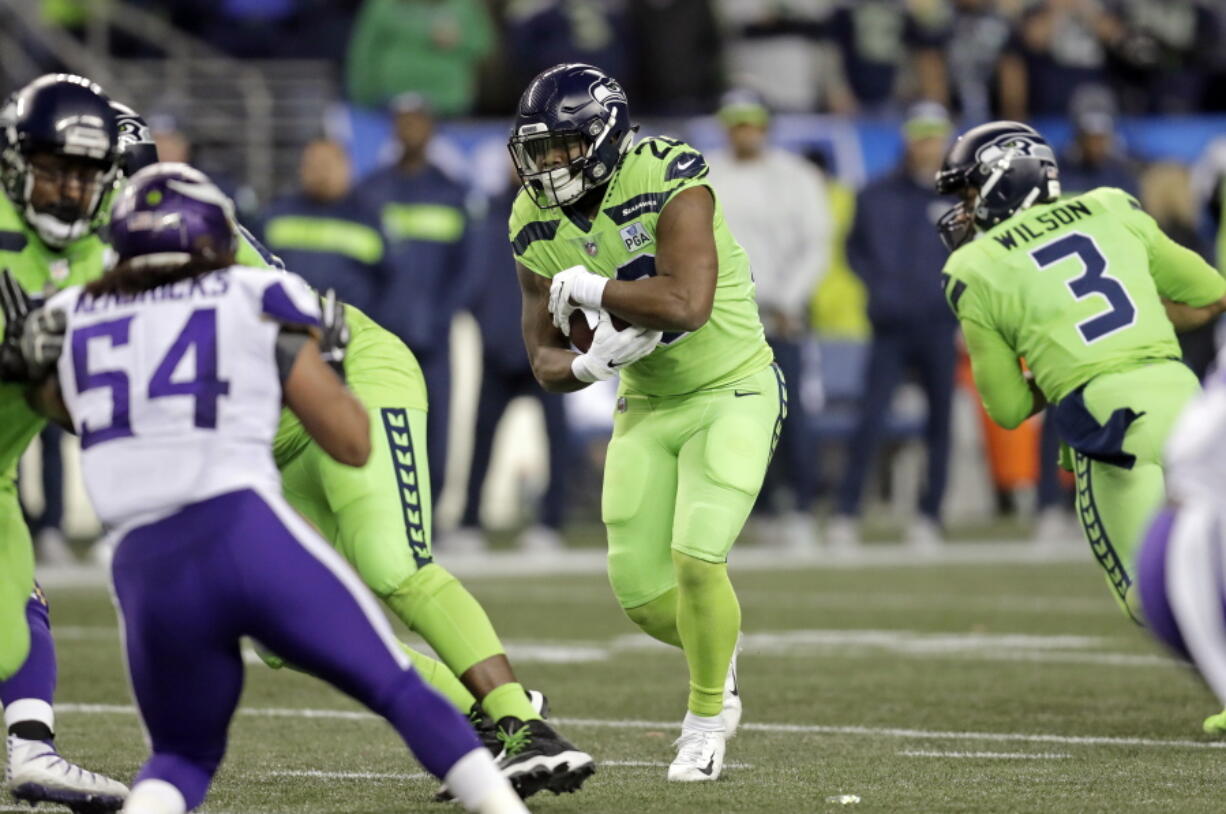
[49,267,322,530]
[942,186,1226,413]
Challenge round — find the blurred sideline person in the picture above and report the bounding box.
[6,163,527,814]
[22,426,72,564]
[1058,87,1139,197]
[261,139,389,315]
[361,94,473,509]
[4,74,596,801]
[453,161,571,553]
[706,90,830,551]
[1140,163,1218,377]
[511,63,779,782]
[829,103,957,550]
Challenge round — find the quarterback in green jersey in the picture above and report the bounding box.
[0,74,593,801]
[510,64,781,782]
[936,121,1226,626]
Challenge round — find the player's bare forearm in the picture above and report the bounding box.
[600,186,717,333]
[284,340,371,467]
[518,263,588,393]
[1162,294,1226,333]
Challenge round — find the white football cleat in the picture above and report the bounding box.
[721,635,743,738]
[667,725,726,782]
[7,735,128,811]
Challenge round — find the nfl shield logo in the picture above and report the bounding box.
[583,240,598,257]
[49,259,70,284]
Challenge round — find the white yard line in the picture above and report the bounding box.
[54,704,1226,751]
[899,750,1070,759]
[71,627,1177,669]
[602,760,753,769]
[265,769,426,780]
[34,543,1087,589]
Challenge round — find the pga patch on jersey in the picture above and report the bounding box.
[619,222,652,253]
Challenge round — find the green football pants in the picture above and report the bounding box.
[1071,361,1201,623]
[0,481,34,679]
[279,390,506,685]
[603,363,784,609]
[280,404,434,596]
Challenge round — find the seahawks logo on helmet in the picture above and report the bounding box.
[975,134,1053,169]
[113,105,151,150]
[590,78,627,109]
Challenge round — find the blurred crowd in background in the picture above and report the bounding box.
[12,0,1226,560]
[34,0,1226,119]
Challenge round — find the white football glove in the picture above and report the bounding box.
[13,306,66,382]
[549,265,608,336]
[571,311,662,383]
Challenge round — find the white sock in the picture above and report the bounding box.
[4,699,54,733]
[122,779,186,814]
[444,748,524,814]
[682,711,724,733]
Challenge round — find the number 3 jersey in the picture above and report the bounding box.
[942,186,1226,425]
[49,267,322,529]
[509,137,773,396]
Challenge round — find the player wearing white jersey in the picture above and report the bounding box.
[1136,353,1226,732]
[5,164,527,814]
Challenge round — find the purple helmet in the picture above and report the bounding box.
[109,162,236,270]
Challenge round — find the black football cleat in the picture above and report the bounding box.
[494,717,595,799]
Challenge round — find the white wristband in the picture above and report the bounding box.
[570,273,609,309]
[571,352,615,383]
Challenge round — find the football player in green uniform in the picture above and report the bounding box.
[0,74,131,811]
[937,122,1226,635]
[0,74,592,802]
[510,64,783,781]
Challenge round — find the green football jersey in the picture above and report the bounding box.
[509,136,773,396]
[0,193,108,483]
[942,186,1226,428]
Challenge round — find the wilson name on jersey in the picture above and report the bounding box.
[941,186,1226,405]
[51,267,322,528]
[509,136,773,396]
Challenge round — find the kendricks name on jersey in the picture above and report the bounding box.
[73,271,231,314]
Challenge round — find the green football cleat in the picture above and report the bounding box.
[1202,710,1226,735]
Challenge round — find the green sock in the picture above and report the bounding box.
[482,681,542,723]
[625,588,683,647]
[385,564,505,676]
[672,551,741,718]
[399,643,478,713]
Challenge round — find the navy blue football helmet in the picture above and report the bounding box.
[110,100,159,177]
[934,121,1060,251]
[508,63,636,208]
[0,74,121,248]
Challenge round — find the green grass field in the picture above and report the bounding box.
[22,543,1226,813]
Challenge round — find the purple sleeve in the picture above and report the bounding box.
[260,274,321,328]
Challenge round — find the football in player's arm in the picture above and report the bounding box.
[509,63,782,782]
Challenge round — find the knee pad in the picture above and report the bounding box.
[672,551,726,593]
[388,563,457,625]
[624,588,679,645]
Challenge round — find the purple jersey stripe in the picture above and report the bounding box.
[261,281,320,328]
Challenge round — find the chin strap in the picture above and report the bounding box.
[24,206,90,249]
